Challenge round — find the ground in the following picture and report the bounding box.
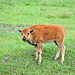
[0,0,75,75]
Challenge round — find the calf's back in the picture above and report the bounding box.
[29,25,66,44]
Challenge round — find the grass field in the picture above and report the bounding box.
[0,0,75,75]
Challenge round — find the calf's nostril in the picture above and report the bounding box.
[23,38,26,41]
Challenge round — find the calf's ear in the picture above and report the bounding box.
[18,30,22,32]
[30,30,34,33]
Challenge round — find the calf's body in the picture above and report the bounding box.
[18,24,66,64]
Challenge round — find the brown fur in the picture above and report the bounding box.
[18,24,66,64]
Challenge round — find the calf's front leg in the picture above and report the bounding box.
[34,46,38,61]
[38,42,42,64]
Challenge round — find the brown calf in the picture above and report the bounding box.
[18,24,66,64]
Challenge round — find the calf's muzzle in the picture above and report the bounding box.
[22,38,26,41]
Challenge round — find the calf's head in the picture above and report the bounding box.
[18,28,34,41]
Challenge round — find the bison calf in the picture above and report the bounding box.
[18,24,66,64]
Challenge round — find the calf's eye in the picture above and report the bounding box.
[28,33,29,35]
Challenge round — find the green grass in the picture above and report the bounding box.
[0,0,75,75]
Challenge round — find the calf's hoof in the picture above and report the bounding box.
[60,60,63,64]
[38,62,41,64]
[53,59,55,61]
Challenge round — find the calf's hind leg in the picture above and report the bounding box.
[60,44,65,63]
[54,41,60,60]
[54,47,60,60]
[54,39,65,63]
